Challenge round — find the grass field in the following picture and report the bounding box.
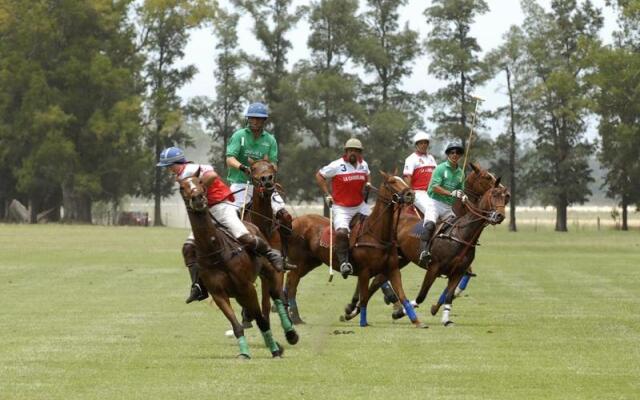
[1,224,639,399]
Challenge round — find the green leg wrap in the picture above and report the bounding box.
[237,335,250,357]
[261,330,279,353]
[274,299,294,332]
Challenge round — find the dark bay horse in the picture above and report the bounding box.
[178,175,298,358]
[342,162,504,321]
[392,181,510,325]
[285,172,427,328]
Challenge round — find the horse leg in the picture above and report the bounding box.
[262,265,298,345]
[260,275,271,322]
[237,288,283,358]
[386,266,426,328]
[284,268,306,325]
[434,273,464,326]
[393,265,439,320]
[454,272,473,298]
[342,284,361,321]
[357,269,371,327]
[210,292,250,359]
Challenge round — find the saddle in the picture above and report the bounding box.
[319,213,367,249]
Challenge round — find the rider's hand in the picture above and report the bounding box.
[365,182,372,189]
[451,189,464,199]
[239,164,250,174]
[324,195,333,206]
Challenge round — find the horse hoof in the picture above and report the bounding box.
[237,353,251,360]
[359,323,370,328]
[392,309,406,320]
[291,317,306,325]
[430,305,439,316]
[443,320,454,327]
[285,329,299,345]
[412,320,428,329]
[272,343,284,358]
[344,303,357,315]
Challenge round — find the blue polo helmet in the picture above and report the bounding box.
[245,102,269,118]
[157,146,186,167]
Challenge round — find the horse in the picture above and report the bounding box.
[285,171,426,328]
[341,162,503,319]
[391,181,510,325]
[178,175,299,359]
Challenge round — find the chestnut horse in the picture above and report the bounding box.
[342,162,502,319]
[178,175,298,358]
[392,181,510,325]
[285,171,427,328]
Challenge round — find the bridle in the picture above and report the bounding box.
[249,160,277,197]
[462,186,508,226]
[179,176,208,212]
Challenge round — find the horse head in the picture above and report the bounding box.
[178,176,208,212]
[477,181,510,225]
[465,162,501,200]
[249,158,277,194]
[378,171,415,205]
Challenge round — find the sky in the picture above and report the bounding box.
[177,0,618,138]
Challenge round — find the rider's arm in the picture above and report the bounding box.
[225,131,250,173]
[226,156,248,172]
[315,171,330,196]
[200,170,219,188]
[432,185,453,197]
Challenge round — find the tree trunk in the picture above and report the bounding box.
[555,197,568,232]
[28,197,38,224]
[61,180,92,223]
[506,66,517,232]
[621,196,628,231]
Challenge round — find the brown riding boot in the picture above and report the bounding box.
[182,242,208,304]
[335,228,353,279]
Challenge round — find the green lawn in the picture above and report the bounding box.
[1,224,639,399]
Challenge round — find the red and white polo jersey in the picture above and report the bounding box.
[177,163,234,206]
[319,157,370,207]
[403,152,437,190]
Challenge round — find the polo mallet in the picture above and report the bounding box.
[240,179,251,220]
[328,200,334,282]
[461,95,484,182]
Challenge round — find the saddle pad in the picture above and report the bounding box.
[411,221,426,238]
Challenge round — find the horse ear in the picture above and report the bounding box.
[379,170,388,178]
[470,162,481,173]
[247,157,255,165]
[495,177,502,187]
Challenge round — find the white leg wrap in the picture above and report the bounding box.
[442,304,452,325]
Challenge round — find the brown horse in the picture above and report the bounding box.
[178,175,298,358]
[342,162,502,319]
[285,171,426,328]
[392,181,510,325]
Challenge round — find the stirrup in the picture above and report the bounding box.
[340,262,353,279]
[185,284,207,304]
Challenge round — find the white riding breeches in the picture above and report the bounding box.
[332,202,371,231]
[413,190,429,216]
[422,196,454,225]
[186,201,249,243]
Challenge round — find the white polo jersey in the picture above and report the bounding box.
[403,152,437,190]
[319,157,370,207]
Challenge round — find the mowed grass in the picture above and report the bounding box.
[1,224,639,400]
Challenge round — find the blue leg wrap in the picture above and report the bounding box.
[458,274,471,290]
[359,306,368,327]
[438,287,447,305]
[381,281,392,290]
[402,299,418,322]
[289,297,297,308]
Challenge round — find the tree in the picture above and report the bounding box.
[351,0,423,173]
[485,26,528,231]
[519,0,603,231]
[137,0,214,225]
[189,7,248,172]
[424,0,491,152]
[590,1,640,230]
[0,0,146,223]
[278,0,364,203]
[232,0,303,147]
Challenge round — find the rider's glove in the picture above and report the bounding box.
[461,194,469,203]
[239,164,250,174]
[324,195,333,207]
[451,189,465,199]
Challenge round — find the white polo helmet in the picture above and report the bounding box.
[344,138,363,150]
[413,131,431,145]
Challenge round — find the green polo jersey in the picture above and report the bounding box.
[427,160,465,206]
[225,127,279,184]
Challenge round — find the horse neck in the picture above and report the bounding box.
[249,186,273,236]
[186,207,222,254]
[366,191,395,243]
[454,197,492,240]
